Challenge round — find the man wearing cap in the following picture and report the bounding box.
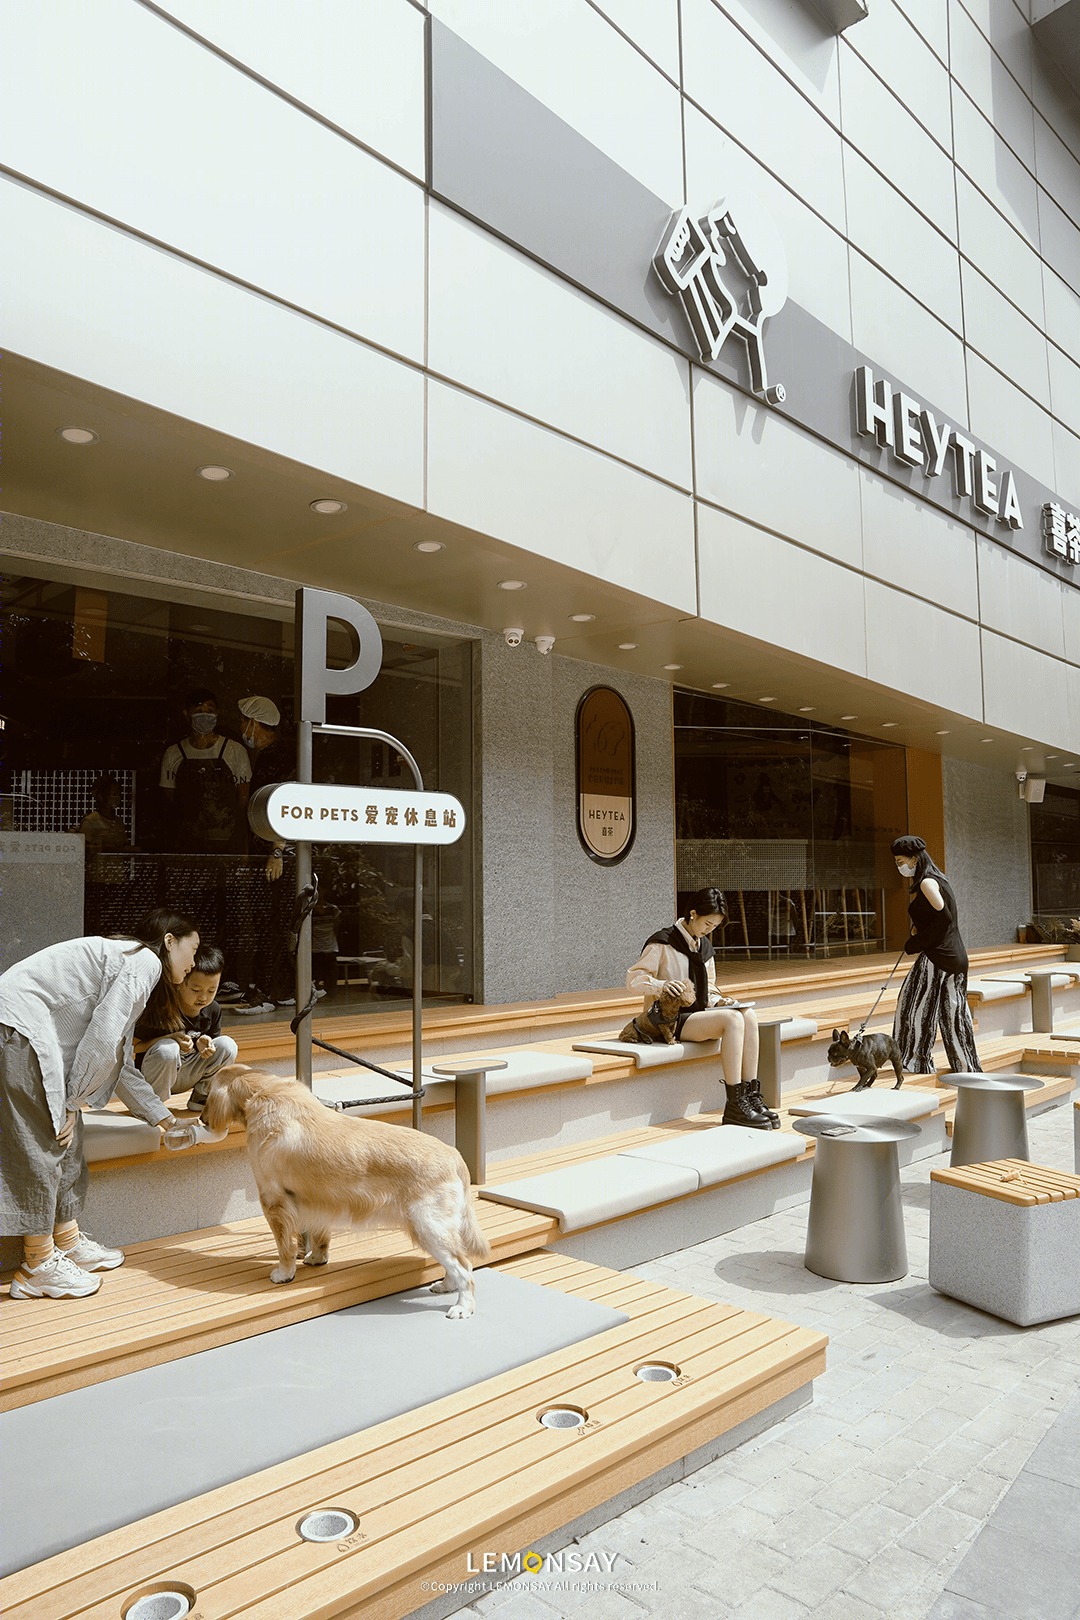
[238,695,285,881]
[227,696,294,1011]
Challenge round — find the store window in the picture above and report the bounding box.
[674,690,907,959]
[1,570,473,1012]
[1030,784,1080,926]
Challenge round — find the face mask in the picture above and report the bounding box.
[190,711,217,734]
[898,862,916,878]
[241,725,256,749]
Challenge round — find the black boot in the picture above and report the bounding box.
[721,1081,773,1130]
[745,1077,780,1128]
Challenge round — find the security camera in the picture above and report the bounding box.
[1016,769,1027,783]
[534,636,555,655]
[503,627,523,648]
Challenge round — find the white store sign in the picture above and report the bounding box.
[250,783,466,845]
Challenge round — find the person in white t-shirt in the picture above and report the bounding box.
[159,687,251,854]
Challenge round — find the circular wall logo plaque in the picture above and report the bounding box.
[576,686,635,864]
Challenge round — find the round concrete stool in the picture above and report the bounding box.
[794,1115,922,1284]
[946,1072,1044,1168]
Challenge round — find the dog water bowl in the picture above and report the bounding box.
[297,1508,358,1542]
[538,1406,587,1429]
[634,1362,680,1383]
[122,1588,194,1620]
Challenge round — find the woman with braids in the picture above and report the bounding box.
[891,835,982,1076]
[0,909,199,1298]
[627,887,777,1130]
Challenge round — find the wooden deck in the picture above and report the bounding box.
[0,1198,558,1413]
[1,1252,827,1620]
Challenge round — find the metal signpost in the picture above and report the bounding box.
[248,588,466,1132]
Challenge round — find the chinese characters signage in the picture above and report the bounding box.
[576,687,635,863]
[249,784,466,846]
[1043,502,1080,564]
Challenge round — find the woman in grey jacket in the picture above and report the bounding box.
[1,908,199,1298]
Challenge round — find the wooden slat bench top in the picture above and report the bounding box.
[0,1199,558,1413]
[931,1159,1080,1206]
[0,1254,827,1620]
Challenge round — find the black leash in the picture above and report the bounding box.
[286,879,426,1110]
[853,941,910,1039]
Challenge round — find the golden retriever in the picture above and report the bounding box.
[202,1065,492,1319]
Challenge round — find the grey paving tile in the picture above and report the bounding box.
[923,1590,998,1618]
[844,1544,936,1609]
[945,1523,1080,1620]
[810,1467,895,1518]
[896,1504,981,1562]
[760,1504,845,1558]
[728,1589,811,1620]
[943,1468,1009,1521]
[827,1501,913,1559]
[813,1593,886,1620]
[984,1471,1080,1553]
[769,1541,864,1607]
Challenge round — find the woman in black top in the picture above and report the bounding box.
[890,835,982,1075]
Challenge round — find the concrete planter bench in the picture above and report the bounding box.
[573,1015,818,1108]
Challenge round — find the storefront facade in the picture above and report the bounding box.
[4,0,1079,997]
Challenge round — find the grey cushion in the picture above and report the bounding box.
[480,1155,698,1230]
[571,1038,721,1066]
[394,1050,593,1095]
[82,1110,163,1162]
[787,1089,941,1121]
[966,979,1025,1004]
[2,1270,628,1574]
[621,1125,803,1186]
[314,1072,454,1116]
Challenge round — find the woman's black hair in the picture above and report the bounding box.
[184,686,218,709]
[686,887,727,919]
[119,908,199,1033]
[90,774,122,810]
[191,942,225,978]
[890,835,946,886]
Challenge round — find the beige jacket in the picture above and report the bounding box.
[626,921,723,1014]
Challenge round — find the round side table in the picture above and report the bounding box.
[946,1072,1045,1168]
[794,1115,922,1284]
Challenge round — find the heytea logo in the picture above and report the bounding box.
[654,192,788,404]
[855,365,1024,532]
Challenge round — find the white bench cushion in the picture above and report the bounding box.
[82,1110,163,1162]
[571,1038,721,1067]
[480,1157,698,1232]
[981,973,1074,989]
[313,1073,453,1116]
[394,1050,593,1094]
[621,1125,803,1185]
[967,979,1025,1004]
[776,1016,818,1042]
[787,1089,942,1121]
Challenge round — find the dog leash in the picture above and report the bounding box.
[287,880,427,1110]
[852,940,911,1040]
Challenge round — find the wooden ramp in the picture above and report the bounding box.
[0,1199,557,1413]
[1,1252,827,1620]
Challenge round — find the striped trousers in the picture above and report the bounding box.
[892,953,982,1076]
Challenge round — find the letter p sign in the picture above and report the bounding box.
[295,587,383,724]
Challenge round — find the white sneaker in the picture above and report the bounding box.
[10,1250,102,1299]
[63,1233,125,1271]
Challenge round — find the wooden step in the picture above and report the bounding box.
[0,1253,827,1620]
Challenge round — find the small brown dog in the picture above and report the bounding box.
[619,982,694,1044]
[202,1065,491,1318]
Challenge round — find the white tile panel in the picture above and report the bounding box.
[1044,269,1080,378]
[865,582,983,717]
[859,471,979,620]
[591,0,680,80]
[1049,347,1080,440]
[839,49,957,240]
[0,179,425,508]
[1029,49,1080,166]
[893,0,949,64]
[0,0,425,363]
[982,629,1078,751]
[682,105,853,341]
[844,149,962,334]
[956,173,1045,321]
[976,540,1067,658]
[426,383,697,611]
[149,0,426,178]
[961,262,1051,410]
[1034,114,1080,230]
[849,252,970,427]
[951,85,1041,246]
[1038,187,1080,299]
[427,205,692,488]
[680,0,846,230]
[948,1,1037,173]
[430,0,684,205]
[1052,421,1080,511]
[1063,583,1080,667]
[696,503,867,675]
[710,0,842,121]
[846,1,953,152]
[966,352,1058,491]
[957,0,1035,95]
[692,371,863,568]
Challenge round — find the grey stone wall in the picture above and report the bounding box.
[475,637,674,1002]
[943,756,1032,948]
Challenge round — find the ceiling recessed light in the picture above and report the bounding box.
[1020,746,1033,751]
[841,714,857,720]
[798,706,816,712]
[188,623,212,633]
[498,579,527,591]
[1064,762,1076,768]
[1046,755,1057,760]
[759,697,776,703]
[882,722,899,728]
[711,682,729,689]
[618,642,637,650]
[935,729,950,735]
[414,540,444,553]
[569,613,596,623]
[981,737,994,743]
[57,426,99,445]
[310,498,347,514]
[664,663,683,671]
[197,464,233,481]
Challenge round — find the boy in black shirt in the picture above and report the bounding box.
[135,943,238,1113]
